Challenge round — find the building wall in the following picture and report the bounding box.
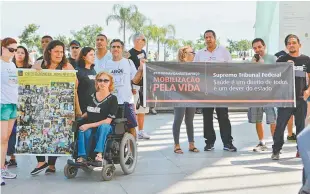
[255,1,310,56]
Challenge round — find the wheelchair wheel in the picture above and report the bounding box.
[64,164,78,179]
[101,164,115,181]
[119,132,137,175]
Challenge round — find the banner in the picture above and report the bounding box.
[16,69,76,156]
[144,62,295,108]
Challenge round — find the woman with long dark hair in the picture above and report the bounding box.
[12,46,32,68]
[76,47,97,113]
[31,40,82,175]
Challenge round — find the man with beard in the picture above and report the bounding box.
[272,34,310,160]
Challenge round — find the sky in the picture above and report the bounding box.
[1,1,257,49]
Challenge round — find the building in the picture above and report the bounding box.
[254,1,310,56]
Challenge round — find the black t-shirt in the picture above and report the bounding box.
[277,54,310,99]
[275,50,287,58]
[128,48,147,70]
[68,57,78,69]
[85,93,118,124]
[77,66,97,113]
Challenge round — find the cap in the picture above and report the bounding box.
[69,40,81,47]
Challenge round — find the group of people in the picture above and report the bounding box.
[0,32,151,186]
[1,29,310,192]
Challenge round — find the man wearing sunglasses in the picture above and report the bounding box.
[102,39,144,139]
[128,33,151,140]
[68,40,81,69]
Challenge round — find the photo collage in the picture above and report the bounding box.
[16,82,75,155]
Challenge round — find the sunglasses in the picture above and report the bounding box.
[71,46,80,49]
[7,47,17,53]
[112,45,121,49]
[97,79,110,83]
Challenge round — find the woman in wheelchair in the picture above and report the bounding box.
[77,72,118,163]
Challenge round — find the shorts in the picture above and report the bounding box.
[248,107,276,124]
[134,91,149,114]
[1,104,17,121]
[125,103,138,129]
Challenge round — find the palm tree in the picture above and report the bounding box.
[106,4,138,45]
[128,12,152,43]
[151,25,175,60]
[165,38,180,61]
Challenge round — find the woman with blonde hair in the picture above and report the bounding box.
[76,71,118,163]
[173,46,198,154]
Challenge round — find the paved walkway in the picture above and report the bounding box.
[1,112,303,194]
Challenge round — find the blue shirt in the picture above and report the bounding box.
[94,51,112,73]
[0,60,18,104]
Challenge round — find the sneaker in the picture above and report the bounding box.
[150,108,157,115]
[1,168,17,179]
[271,152,280,160]
[287,133,297,141]
[30,162,48,175]
[223,143,237,152]
[138,131,150,139]
[253,142,268,152]
[7,159,17,167]
[204,144,215,151]
[1,177,5,186]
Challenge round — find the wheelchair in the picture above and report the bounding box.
[64,103,138,181]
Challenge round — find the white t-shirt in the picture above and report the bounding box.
[194,45,232,62]
[94,51,113,73]
[102,58,137,104]
[0,60,18,104]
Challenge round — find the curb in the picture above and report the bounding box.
[152,107,248,113]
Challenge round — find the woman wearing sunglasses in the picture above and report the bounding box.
[1,37,18,185]
[173,46,199,154]
[31,40,82,175]
[76,72,118,163]
[4,46,32,168]
[76,47,97,114]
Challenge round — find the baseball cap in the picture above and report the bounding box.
[69,40,81,47]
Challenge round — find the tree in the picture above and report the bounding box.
[226,39,238,53]
[128,12,152,43]
[18,23,41,52]
[181,40,195,48]
[153,24,176,60]
[54,35,72,50]
[106,4,138,45]
[71,25,103,48]
[236,39,251,52]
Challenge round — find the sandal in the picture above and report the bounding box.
[174,147,183,154]
[189,147,199,153]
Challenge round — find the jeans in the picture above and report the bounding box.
[297,125,310,185]
[7,121,17,155]
[272,99,307,153]
[172,107,196,144]
[78,124,112,157]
